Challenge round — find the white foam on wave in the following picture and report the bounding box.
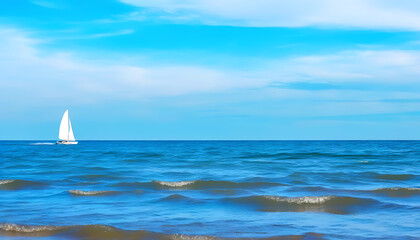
[375,187,420,191]
[0,180,14,185]
[263,195,335,204]
[170,234,217,240]
[29,143,55,145]
[0,223,64,232]
[68,190,115,196]
[154,180,196,187]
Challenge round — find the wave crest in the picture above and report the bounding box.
[0,223,321,239]
[0,180,14,185]
[69,190,120,196]
[376,174,415,181]
[114,180,285,190]
[153,180,196,187]
[263,195,335,204]
[151,180,285,190]
[170,234,218,240]
[0,179,47,190]
[227,195,381,214]
[372,187,420,197]
[0,223,64,233]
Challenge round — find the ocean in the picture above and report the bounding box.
[0,140,419,239]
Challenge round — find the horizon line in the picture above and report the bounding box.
[1,139,419,141]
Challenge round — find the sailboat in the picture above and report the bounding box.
[56,109,78,145]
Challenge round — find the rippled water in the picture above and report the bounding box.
[1,141,419,239]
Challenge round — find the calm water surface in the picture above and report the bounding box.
[0,141,419,239]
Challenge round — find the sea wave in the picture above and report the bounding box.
[0,223,322,239]
[372,187,420,198]
[170,234,218,240]
[154,180,196,187]
[0,180,14,185]
[226,195,383,214]
[375,174,415,181]
[0,179,47,190]
[113,180,284,190]
[152,180,285,189]
[263,195,334,204]
[0,223,65,233]
[69,190,120,196]
[237,152,377,160]
[287,186,420,199]
[0,223,157,238]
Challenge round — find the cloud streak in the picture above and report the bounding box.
[1,26,420,117]
[0,27,266,106]
[60,29,135,40]
[120,0,420,30]
[269,50,420,85]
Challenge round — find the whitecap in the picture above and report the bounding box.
[170,234,218,240]
[374,187,420,191]
[68,190,117,196]
[263,195,335,204]
[0,223,64,232]
[153,180,196,187]
[0,180,14,185]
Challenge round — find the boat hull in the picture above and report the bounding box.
[56,141,78,145]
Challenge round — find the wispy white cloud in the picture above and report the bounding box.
[268,50,420,84]
[0,27,266,106]
[55,29,135,40]
[119,0,420,30]
[1,26,420,118]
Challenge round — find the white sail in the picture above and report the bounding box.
[58,110,69,141]
[68,119,75,141]
[57,109,78,144]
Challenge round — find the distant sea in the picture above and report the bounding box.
[1,141,419,239]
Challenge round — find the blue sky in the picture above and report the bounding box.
[1,0,420,140]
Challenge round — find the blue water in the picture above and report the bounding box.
[1,141,419,239]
